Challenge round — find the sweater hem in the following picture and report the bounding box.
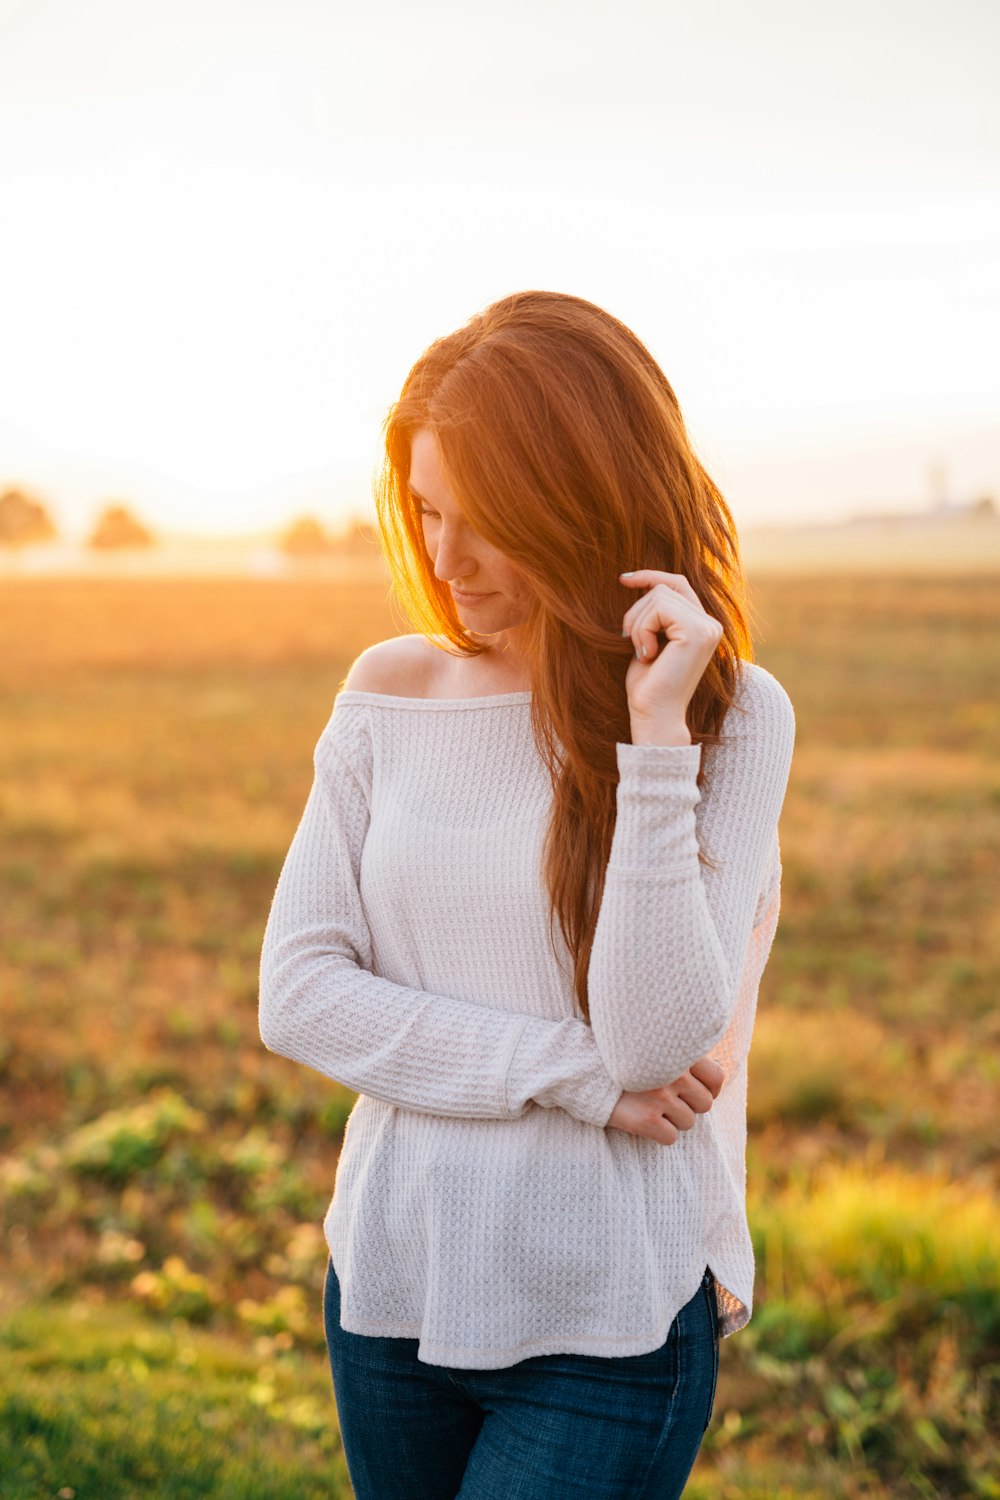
[336,1292,751,1370]
[333,1314,680,1369]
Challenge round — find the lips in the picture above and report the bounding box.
[452,589,494,602]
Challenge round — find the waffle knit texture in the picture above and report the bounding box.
[258,659,795,1370]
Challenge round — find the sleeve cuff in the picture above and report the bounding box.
[504,1016,623,1127]
[609,740,703,872]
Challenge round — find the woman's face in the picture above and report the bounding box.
[409,427,533,635]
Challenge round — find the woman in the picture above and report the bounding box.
[259,289,796,1499]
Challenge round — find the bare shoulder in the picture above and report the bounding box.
[341,635,441,698]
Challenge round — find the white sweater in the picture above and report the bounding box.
[258,660,795,1370]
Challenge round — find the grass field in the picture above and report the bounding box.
[1,571,997,1499]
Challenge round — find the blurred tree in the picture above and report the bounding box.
[87,504,155,550]
[279,515,338,556]
[0,488,58,548]
[338,513,381,556]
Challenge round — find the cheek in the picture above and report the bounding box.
[420,522,440,559]
[498,564,528,598]
[505,573,535,612]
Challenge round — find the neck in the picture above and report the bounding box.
[456,629,532,692]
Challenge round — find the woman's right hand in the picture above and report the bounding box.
[606,1056,725,1144]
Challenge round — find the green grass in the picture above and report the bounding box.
[0,1298,351,1499]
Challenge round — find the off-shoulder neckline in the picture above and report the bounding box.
[333,660,777,714]
[335,689,533,709]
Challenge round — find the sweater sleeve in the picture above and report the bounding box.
[258,702,622,1128]
[587,663,796,1092]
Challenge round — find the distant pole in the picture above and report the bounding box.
[928,460,949,511]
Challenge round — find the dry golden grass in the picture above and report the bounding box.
[1,569,998,1498]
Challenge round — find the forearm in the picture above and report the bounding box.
[259,772,620,1128]
[587,672,795,1091]
[587,741,733,1090]
[259,953,619,1126]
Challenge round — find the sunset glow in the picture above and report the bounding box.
[1,0,997,540]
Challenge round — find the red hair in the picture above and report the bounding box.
[375,290,755,1022]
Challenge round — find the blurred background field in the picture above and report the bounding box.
[1,568,997,1499]
[3,0,998,1489]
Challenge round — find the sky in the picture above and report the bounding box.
[0,0,998,540]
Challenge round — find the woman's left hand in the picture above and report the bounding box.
[619,570,724,744]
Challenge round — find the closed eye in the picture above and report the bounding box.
[408,485,437,517]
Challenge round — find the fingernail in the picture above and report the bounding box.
[620,570,635,577]
[621,630,629,638]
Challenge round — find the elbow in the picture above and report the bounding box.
[615,1038,726,1094]
[257,947,353,1061]
[603,993,733,1094]
[257,933,363,1061]
[258,1006,283,1056]
[258,1003,283,1057]
[257,962,292,1056]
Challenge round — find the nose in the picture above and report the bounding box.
[432,524,477,586]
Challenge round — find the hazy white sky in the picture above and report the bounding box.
[1,0,997,537]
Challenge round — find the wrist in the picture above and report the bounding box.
[629,719,693,747]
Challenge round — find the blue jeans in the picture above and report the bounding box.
[323,1257,720,1499]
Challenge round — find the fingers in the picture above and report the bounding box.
[619,574,723,662]
[624,600,671,663]
[688,1057,725,1097]
[646,1113,679,1146]
[667,1061,724,1114]
[630,1086,698,1138]
[620,570,702,607]
[607,1091,681,1145]
[660,1095,696,1131]
[670,1075,716,1114]
[621,585,701,655]
[607,1063,726,1146]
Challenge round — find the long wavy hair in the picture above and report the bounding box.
[374,290,756,1022]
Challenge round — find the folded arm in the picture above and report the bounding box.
[258,712,621,1128]
[587,665,795,1091]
